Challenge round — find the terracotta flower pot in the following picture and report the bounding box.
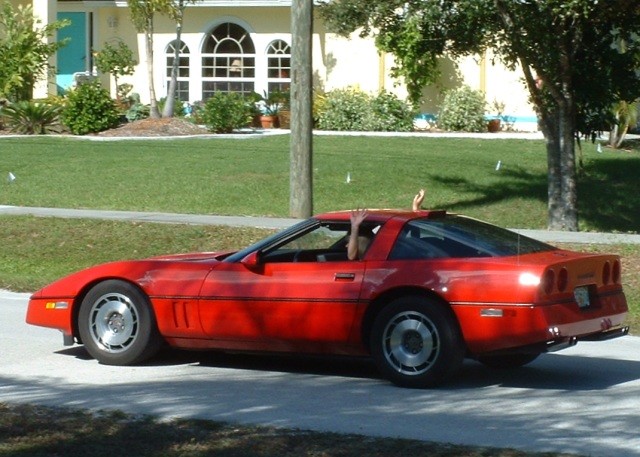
[487,119,501,133]
[260,115,279,129]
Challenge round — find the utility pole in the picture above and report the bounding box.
[289,0,313,218]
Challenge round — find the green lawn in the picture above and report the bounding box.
[2,135,639,231]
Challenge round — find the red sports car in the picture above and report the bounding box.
[26,210,629,388]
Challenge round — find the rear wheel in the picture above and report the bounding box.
[370,295,464,388]
[477,353,540,369]
[78,280,162,365]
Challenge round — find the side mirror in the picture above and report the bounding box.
[241,250,261,269]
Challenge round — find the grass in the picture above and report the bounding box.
[0,216,273,292]
[0,403,580,457]
[1,135,639,231]
[1,134,638,457]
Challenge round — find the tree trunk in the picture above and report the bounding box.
[539,107,578,231]
[145,16,160,119]
[162,28,179,118]
[289,0,314,218]
[163,2,185,118]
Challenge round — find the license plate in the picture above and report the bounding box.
[574,286,591,309]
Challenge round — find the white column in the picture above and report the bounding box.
[32,0,58,99]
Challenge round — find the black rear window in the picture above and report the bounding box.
[389,215,556,260]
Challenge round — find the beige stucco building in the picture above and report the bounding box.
[17,0,538,130]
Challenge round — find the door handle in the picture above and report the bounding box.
[334,273,356,281]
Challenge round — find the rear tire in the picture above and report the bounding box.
[78,280,162,365]
[370,295,464,388]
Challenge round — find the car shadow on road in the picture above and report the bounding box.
[56,346,640,391]
[451,353,640,390]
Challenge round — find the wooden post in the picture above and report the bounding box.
[289,0,313,218]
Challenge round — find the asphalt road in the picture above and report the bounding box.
[2,289,640,456]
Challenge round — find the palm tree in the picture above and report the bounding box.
[609,100,639,148]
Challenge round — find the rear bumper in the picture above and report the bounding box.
[579,325,630,342]
[477,325,629,357]
[454,290,628,355]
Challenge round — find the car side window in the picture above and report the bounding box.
[389,220,488,260]
[262,224,349,263]
[263,222,380,263]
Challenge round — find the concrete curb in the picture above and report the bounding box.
[1,205,639,244]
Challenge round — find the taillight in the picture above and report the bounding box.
[602,261,611,285]
[612,260,621,284]
[557,268,568,292]
[543,269,555,295]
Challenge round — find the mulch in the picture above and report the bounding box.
[0,117,211,137]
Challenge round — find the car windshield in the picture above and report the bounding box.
[224,217,382,263]
[224,219,318,263]
[389,215,556,260]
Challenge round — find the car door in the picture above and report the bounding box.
[197,222,368,350]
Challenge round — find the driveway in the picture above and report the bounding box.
[2,289,639,456]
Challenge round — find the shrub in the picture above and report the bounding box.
[316,88,373,131]
[93,41,136,99]
[438,86,487,132]
[369,91,415,132]
[125,103,150,122]
[158,97,186,117]
[316,88,414,132]
[201,92,253,133]
[62,82,120,135]
[125,93,150,122]
[0,100,61,134]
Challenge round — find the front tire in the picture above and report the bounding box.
[370,295,464,388]
[78,280,162,365]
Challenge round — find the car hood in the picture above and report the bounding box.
[148,250,235,262]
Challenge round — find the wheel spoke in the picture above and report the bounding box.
[89,293,139,353]
[383,311,440,375]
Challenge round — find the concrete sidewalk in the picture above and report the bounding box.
[1,204,639,245]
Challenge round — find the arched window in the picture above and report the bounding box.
[267,39,291,93]
[201,22,255,98]
[166,40,190,102]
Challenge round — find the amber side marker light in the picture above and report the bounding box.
[45,301,69,310]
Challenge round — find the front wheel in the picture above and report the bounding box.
[78,280,162,365]
[370,295,464,388]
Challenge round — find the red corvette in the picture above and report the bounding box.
[26,210,629,388]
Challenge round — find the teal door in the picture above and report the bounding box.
[56,12,87,94]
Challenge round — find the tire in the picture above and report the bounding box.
[370,295,464,388]
[78,280,162,365]
[477,353,540,369]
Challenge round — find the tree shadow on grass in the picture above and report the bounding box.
[431,165,547,210]
[431,157,640,233]
[578,155,640,232]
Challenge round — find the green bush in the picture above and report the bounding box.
[201,92,253,133]
[369,91,415,132]
[0,100,61,134]
[316,88,373,131]
[437,86,487,132]
[158,97,186,117]
[315,88,414,132]
[62,82,120,135]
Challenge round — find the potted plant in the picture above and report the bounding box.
[246,92,263,128]
[487,99,504,132]
[276,89,291,129]
[259,90,281,128]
